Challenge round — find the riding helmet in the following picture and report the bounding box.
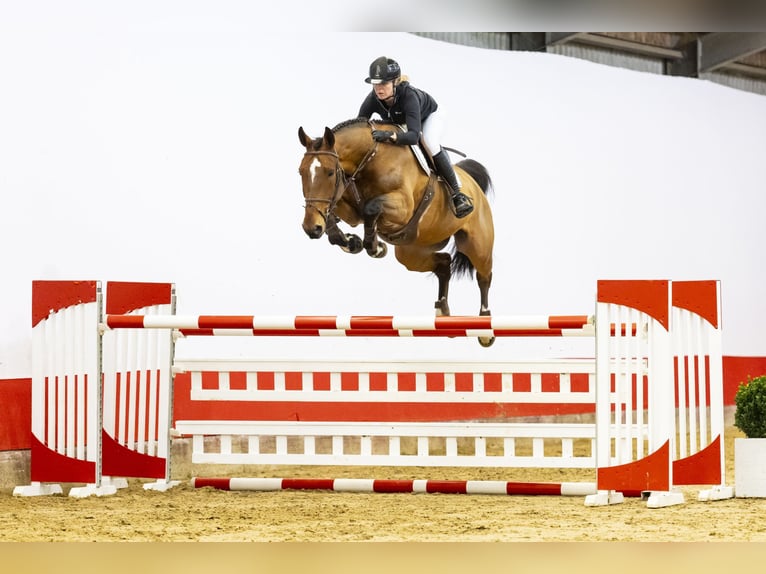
[365,56,401,84]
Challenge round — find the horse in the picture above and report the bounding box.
[297,117,496,347]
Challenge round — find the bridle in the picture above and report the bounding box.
[301,142,380,222]
[301,150,346,222]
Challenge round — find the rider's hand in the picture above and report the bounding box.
[372,130,395,143]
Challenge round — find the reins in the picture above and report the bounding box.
[340,143,379,210]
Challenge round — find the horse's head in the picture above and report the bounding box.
[298,126,344,239]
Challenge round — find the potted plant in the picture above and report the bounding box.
[734,375,766,497]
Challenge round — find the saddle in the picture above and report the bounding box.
[398,125,464,189]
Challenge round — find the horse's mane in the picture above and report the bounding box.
[332,117,392,133]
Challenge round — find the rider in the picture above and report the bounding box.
[357,56,474,219]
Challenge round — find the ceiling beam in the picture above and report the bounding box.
[699,32,766,73]
[722,62,766,79]
[545,33,583,46]
[553,33,685,59]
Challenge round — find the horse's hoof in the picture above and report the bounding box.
[344,234,363,254]
[371,243,387,258]
[478,309,493,346]
[434,299,450,317]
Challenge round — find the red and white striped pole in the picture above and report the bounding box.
[192,476,601,496]
[104,314,595,338]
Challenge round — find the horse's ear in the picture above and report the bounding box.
[298,126,311,148]
[323,127,335,148]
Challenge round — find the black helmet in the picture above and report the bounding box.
[365,56,401,84]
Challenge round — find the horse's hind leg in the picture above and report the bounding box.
[433,252,452,316]
[478,270,492,316]
[395,246,453,316]
[477,270,494,347]
[453,223,495,346]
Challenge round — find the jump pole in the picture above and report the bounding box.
[103,314,595,338]
[191,477,603,496]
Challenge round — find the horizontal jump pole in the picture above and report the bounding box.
[191,477,603,496]
[104,314,594,335]
[175,327,593,338]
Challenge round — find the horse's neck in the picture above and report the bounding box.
[336,136,378,176]
[337,130,428,190]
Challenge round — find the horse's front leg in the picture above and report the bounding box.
[362,200,387,259]
[326,214,363,254]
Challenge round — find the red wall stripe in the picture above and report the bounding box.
[0,379,31,450]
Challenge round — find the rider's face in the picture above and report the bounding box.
[373,81,394,101]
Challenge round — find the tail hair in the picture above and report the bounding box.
[450,249,474,279]
[456,158,493,199]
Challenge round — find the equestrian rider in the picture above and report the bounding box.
[357,56,474,219]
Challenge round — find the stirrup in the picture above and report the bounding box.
[452,192,474,218]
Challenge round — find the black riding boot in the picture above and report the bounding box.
[433,150,473,218]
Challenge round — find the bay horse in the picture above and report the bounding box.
[297,118,496,346]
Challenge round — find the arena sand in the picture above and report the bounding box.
[2,426,765,544]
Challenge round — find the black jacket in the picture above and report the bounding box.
[357,81,438,146]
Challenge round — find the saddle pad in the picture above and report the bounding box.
[409,144,431,175]
[392,123,430,175]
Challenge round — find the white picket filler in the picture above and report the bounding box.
[174,359,602,470]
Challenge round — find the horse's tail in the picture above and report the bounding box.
[451,249,474,279]
[450,159,493,279]
[456,158,493,198]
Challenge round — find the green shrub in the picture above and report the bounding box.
[734,375,766,438]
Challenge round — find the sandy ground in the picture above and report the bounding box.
[2,426,766,543]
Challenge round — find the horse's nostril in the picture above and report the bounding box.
[305,224,324,239]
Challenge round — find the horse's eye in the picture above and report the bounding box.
[327,170,335,177]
